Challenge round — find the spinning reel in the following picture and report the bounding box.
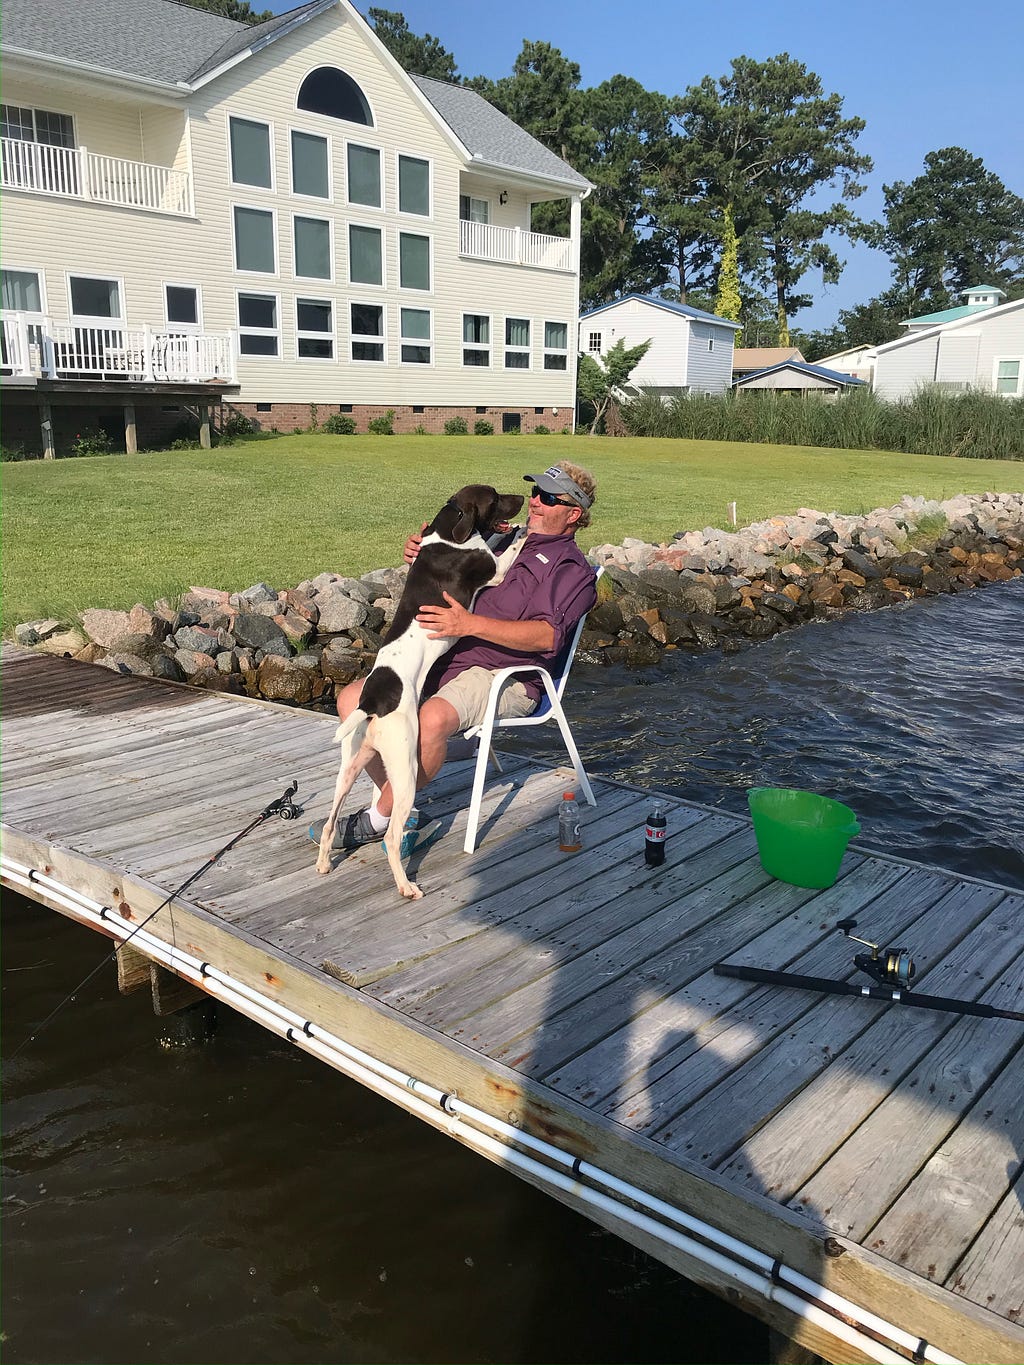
[263,780,300,821]
[837,919,916,988]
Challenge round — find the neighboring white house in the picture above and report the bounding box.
[0,0,591,454]
[872,292,1024,401]
[814,344,875,386]
[578,294,740,397]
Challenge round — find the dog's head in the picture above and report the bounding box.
[429,485,525,545]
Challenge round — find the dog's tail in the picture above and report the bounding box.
[333,709,369,746]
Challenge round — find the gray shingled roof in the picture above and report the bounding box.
[2,0,319,87]
[3,0,591,189]
[411,75,591,189]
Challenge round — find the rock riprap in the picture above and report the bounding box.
[13,492,1023,699]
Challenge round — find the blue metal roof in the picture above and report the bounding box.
[733,360,866,387]
[580,294,742,330]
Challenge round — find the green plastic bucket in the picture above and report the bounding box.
[748,787,860,890]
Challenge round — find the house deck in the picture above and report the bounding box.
[2,645,1022,1365]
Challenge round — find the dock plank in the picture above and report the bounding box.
[947,1176,1024,1322]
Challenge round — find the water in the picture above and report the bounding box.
[3,580,1022,1363]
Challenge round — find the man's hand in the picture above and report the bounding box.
[417,591,474,639]
[404,522,428,565]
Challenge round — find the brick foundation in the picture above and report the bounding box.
[226,401,571,436]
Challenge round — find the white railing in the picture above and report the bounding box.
[459,219,573,272]
[1,314,236,384]
[1,139,193,216]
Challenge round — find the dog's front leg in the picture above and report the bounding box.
[374,713,424,899]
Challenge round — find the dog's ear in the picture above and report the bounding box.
[429,487,477,544]
[496,493,525,521]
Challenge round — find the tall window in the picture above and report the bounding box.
[399,233,430,291]
[349,225,382,286]
[69,275,122,319]
[398,156,430,215]
[401,308,431,364]
[543,320,568,370]
[296,298,333,360]
[291,130,329,198]
[229,117,272,189]
[294,216,331,280]
[995,359,1022,396]
[297,68,373,126]
[237,293,279,356]
[1,104,74,146]
[351,303,384,362]
[505,317,530,368]
[347,145,381,207]
[463,314,490,366]
[233,206,276,273]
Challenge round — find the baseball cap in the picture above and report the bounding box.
[524,465,593,510]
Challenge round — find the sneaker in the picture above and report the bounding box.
[394,814,442,860]
[308,806,380,853]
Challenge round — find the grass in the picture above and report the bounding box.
[3,434,1023,631]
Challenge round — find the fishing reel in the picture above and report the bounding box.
[837,919,916,988]
[263,781,300,821]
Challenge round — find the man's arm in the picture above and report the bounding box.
[417,593,555,652]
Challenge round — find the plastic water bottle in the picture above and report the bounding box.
[645,801,667,866]
[558,791,582,852]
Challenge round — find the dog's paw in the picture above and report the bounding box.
[399,881,424,900]
[315,857,332,875]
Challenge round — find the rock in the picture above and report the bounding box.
[759,591,800,618]
[320,642,365,686]
[316,587,369,633]
[128,604,171,640]
[151,654,186,682]
[74,642,108,663]
[588,599,625,634]
[687,613,722,649]
[675,582,717,616]
[231,613,291,657]
[231,582,278,608]
[80,607,132,647]
[894,563,924,588]
[101,652,154,676]
[256,655,314,704]
[215,650,238,673]
[273,611,315,643]
[283,588,320,624]
[173,624,224,653]
[15,618,62,645]
[108,631,173,662]
[361,566,407,600]
[175,648,217,675]
[841,549,882,580]
[37,628,88,655]
[181,587,231,614]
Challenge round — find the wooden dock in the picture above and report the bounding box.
[2,644,1022,1365]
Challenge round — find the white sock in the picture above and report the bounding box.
[367,802,390,833]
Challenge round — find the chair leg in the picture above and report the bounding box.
[463,692,502,854]
[488,745,503,773]
[539,677,596,806]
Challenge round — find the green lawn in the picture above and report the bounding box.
[3,434,1023,631]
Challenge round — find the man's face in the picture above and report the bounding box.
[526,486,583,535]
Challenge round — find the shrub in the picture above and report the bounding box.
[321,413,356,435]
[169,437,201,450]
[69,427,114,457]
[444,415,469,435]
[221,412,256,439]
[413,424,428,435]
[1,442,31,462]
[504,424,521,435]
[534,424,551,435]
[367,408,396,435]
[308,402,319,431]
[473,419,494,436]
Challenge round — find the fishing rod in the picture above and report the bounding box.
[12,781,300,1057]
[713,918,1024,1023]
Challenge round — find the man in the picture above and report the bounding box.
[320,460,598,855]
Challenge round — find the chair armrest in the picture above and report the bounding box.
[463,665,554,740]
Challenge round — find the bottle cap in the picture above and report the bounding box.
[563,791,576,800]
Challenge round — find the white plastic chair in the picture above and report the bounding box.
[461,567,603,854]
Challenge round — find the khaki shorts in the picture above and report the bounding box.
[434,666,537,732]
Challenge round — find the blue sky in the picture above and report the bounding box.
[277,0,1024,330]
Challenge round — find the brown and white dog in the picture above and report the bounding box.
[316,484,524,899]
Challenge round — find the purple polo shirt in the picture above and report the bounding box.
[428,531,597,701]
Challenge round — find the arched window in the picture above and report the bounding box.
[297,68,373,126]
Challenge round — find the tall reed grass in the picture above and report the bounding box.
[620,387,1024,460]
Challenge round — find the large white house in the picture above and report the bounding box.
[579,294,740,398]
[1,0,591,454]
[871,288,1024,401]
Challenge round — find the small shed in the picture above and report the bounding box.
[733,360,867,399]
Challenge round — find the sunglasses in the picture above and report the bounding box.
[530,485,576,508]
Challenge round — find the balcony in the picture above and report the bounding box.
[459,220,573,273]
[1,314,236,386]
[1,139,194,216]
